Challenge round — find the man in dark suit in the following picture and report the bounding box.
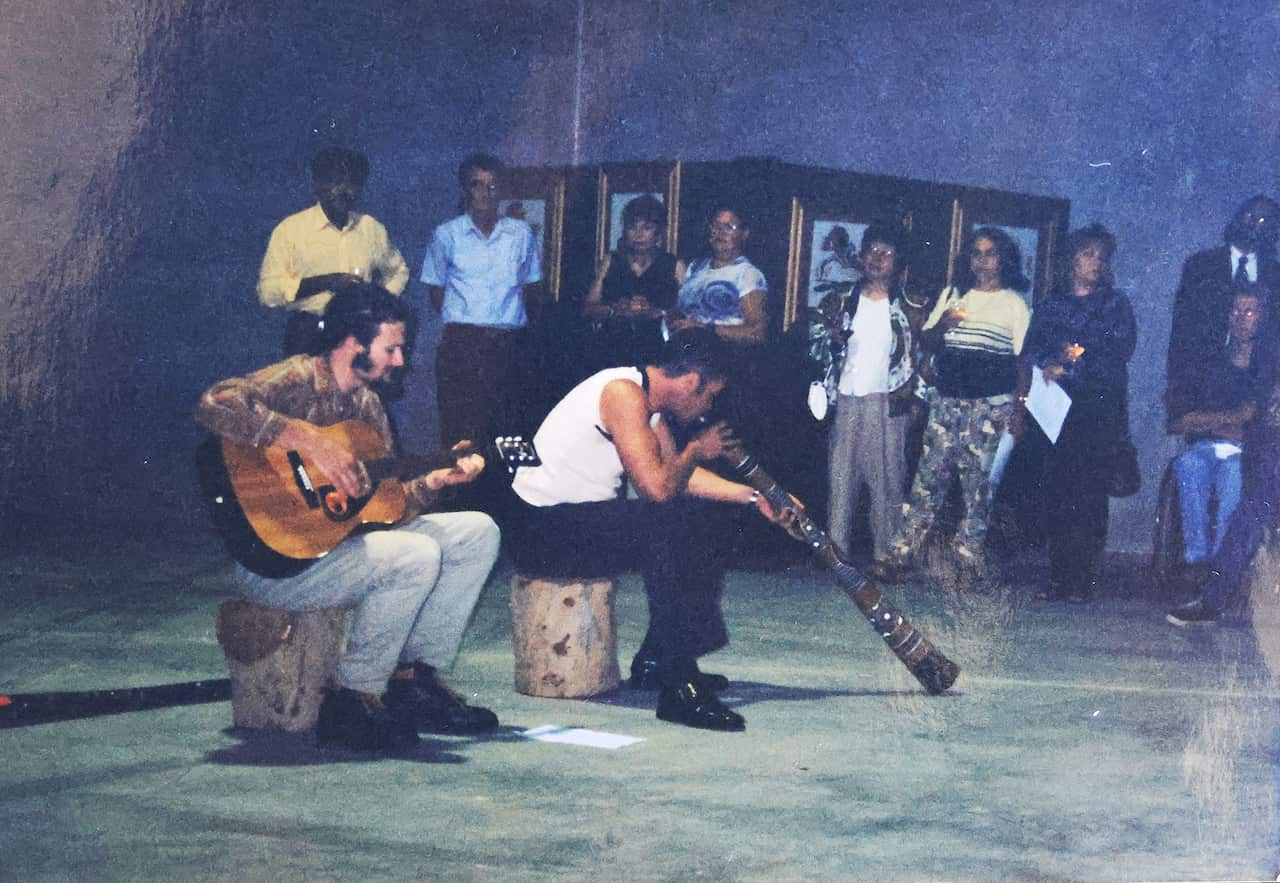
[1167,195,1280,392]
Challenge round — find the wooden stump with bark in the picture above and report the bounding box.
[510,575,620,698]
[215,600,346,732]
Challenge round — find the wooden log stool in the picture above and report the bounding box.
[510,575,620,698]
[215,599,346,732]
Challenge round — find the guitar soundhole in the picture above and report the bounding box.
[319,487,355,522]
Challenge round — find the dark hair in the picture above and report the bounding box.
[622,194,667,232]
[656,327,731,385]
[708,203,751,231]
[859,222,908,260]
[458,153,503,188]
[1224,194,1280,251]
[1059,222,1117,292]
[1235,281,1271,304]
[318,284,415,354]
[310,147,369,187]
[956,226,1030,293]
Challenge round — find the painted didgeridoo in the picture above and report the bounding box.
[727,451,959,695]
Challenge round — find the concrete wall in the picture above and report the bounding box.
[4,0,1278,551]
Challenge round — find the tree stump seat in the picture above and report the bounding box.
[215,599,346,732]
[509,575,620,698]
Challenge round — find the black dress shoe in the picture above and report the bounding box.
[629,659,730,692]
[656,681,745,732]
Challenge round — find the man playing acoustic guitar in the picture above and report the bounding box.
[196,284,500,753]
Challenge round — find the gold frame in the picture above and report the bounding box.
[595,161,682,266]
[500,166,568,299]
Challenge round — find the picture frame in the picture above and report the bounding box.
[783,194,913,330]
[595,161,682,267]
[499,166,568,299]
[948,193,1067,306]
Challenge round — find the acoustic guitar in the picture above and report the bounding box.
[196,420,537,578]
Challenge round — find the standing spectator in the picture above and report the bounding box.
[1168,195,1280,396]
[668,205,768,346]
[884,227,1031,582]
[582,194,685,368]
[258,148,409,356]
[421,153,541,448]
[1012,224,1137,603]
[814,223,915,576]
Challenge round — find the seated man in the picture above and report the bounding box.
[1168,344,1280,627]
[196,285,499,752]
[258,147,410,356]
[1165,288,1266,584]
[506,328,795,732]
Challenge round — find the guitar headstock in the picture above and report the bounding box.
[492,435,540,475]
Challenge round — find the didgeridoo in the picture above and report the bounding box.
[728,450,959,695]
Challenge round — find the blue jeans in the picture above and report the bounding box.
[1174,439,1243,564]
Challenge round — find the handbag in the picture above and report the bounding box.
[1107,438,1141,498]
[1107,395,1141,498]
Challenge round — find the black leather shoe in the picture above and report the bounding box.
[385,663,499,735]
[629,659,730,692]
[316,687,420,752]
[656,681,745,732]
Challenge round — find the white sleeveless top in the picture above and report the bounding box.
[512,367,643,506]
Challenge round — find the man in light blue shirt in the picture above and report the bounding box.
[421,153,541,447]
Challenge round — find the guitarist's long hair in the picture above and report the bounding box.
[316,284,417,359]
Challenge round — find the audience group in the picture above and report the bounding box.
[255,146,1280,636]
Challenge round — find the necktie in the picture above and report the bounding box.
[1235,253,1250,285]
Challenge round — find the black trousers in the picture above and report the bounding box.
[435,323,516,448]
[1019,402,1114,598]
[507,496,731,684]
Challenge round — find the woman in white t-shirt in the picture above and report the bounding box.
[669,205,768,345]
[816,224,916,575]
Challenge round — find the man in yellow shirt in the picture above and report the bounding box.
[258,147,409,355]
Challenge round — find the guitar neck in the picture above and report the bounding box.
[364,442,483,485]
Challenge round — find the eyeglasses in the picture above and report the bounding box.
[709,222,741,235]
[866,246,896,258]
[467,180,498,192]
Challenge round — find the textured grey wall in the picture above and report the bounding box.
[3,0,1278,552]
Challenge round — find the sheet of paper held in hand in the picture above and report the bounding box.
[520,725,644,750]
[1027,366,1072,444]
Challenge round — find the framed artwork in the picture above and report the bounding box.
[595,161,682,266]
[949,193,1067,307]
[783,195,912,330]
[499,166,567,299]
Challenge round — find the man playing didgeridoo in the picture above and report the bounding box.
[507,328,798,732]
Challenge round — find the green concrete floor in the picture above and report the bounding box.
[1,522,1278,882]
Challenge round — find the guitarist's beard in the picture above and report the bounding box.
[370,367,407,401]
[351,351,408,400]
